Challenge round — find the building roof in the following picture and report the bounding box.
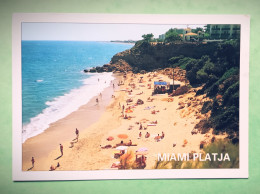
[185,32,198,36]
[154,81,167,85]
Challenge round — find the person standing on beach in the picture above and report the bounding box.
[75,128,79,142]
[139,123,143,130]
[31,157,35,168]
[139,132,142,138]
[96,98,99,104]
[60,144,63,156]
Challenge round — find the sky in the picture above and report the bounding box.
[22,23,206,41]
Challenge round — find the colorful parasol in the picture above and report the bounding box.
[117,134,128,139]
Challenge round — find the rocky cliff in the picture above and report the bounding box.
[84,41,218,73]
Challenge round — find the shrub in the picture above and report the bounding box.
[194,119,212,134]
[201,139,239,168]
[201,101,213,114]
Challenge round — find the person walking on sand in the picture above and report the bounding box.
[60,144,63,156]
[75,128,79,141]
[161,131,165,139]
[96,98,99,104]
[31,157,35,168]
[139,123,143,130]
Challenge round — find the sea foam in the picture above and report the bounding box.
[22,72,114,143]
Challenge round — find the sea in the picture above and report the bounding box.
[22,41,133,143]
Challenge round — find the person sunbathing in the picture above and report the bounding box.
[100,144,112,149]
[127,140,132,146]
[154,134,161,142]
[115,141,127,147]
[147,97,154,102]
[151,120,158,124]
[145,132,150,138]
[111,162,122,168]
[49,165,56,171]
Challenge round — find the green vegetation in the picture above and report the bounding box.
[165,28,182,43]
[111,34,240,141]
[168,40,240,140]
[141,33,154,42]
[154,139,239,169]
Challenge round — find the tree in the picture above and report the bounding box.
[164,28,182,43]
[142,33,154,42]
[192,27,204,33]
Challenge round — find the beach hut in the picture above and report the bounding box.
[153,81,169,94]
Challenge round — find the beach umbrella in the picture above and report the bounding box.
[107,136,114,141]
[125,109,133,113]
[137,147,148,152]
[117,134,128,139]
[116,146,128,150]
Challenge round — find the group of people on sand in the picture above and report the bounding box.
[29,128,79,171]
[50,162,60,171]
[154,131,165,142]
[138,131,152,138]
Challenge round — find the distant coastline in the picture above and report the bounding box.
[110,40,136,44]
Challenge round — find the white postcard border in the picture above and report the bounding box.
[12,13,249,181]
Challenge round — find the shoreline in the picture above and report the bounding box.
[22,73,121,171]
[23,71,227,171]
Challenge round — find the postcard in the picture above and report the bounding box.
[12,14,249,181]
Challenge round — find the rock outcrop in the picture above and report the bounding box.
[84,41,218,73]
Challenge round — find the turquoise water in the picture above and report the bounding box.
[22,41,132,142]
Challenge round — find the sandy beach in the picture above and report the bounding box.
[23,71,226,171]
